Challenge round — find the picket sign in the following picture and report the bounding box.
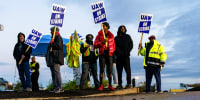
[50,4,66,51]
[91,1,108,47]
[138,13,153,56]
[19,29,43,64]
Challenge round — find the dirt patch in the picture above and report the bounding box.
[0,89,112,99]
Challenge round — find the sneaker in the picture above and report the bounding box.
[157,91,163,94]
[108,85,115,91]
[116,85,123,89]
[54,88,60,93]
[59,89,64,93]
[125,84,132,89]
[54,88,64,93]
[98,85,103,91]
[26,88,32,92]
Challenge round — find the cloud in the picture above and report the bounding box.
[0,62,10,65]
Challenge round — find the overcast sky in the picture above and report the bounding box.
[0,0,200,90]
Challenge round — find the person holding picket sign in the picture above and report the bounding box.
[46,26,64,93]
[139,35,167,93]
[13,32,32,91]
[94,22,115,91]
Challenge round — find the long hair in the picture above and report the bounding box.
[117,25,127,36]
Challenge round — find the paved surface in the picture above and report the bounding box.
[69,91,200,100]
[0,90,199,100]
[0,88,138,99]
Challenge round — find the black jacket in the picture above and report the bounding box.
[13,42,32,63]
[80,41,98,64]
[46,34,64,65]
[115,34,133,57]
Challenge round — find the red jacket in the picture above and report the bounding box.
[94,30,115,56]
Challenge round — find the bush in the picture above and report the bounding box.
[14,80,22,91]
[63,80,79,90]
[46,80,94,90]
[102,79,108,87]
[138,83,155,92]
[46,82,53,91]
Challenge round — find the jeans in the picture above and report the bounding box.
[16,61,31,89]
[50,64,62,89]
[116,56,131,86]
[145,66,161,92]
[80,63,99,88]
[112,63,118,84]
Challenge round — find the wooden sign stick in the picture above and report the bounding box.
[50,26,57,51]
[101,22,108,47]
[138,33,144,56]
[18,46,31,64]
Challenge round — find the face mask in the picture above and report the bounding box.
[88,38,93,41]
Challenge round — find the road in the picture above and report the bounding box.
[68,91,200,100]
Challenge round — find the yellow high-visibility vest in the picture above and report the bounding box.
[140,40,167,70]
[30,62,38,72]
[83,43,98,57]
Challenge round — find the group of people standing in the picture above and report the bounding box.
[13,22,167,93]
[80,22,134,91]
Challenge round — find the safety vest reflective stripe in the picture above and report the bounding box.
[149,52,159,54]
[94,49,98,56]
[83,43,90,56]
[83,43,98,57]
[147,61,160,66]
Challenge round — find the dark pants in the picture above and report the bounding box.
[80,63,99,89]
[145,66,161,92]
[116,56,131,86]
[16,61,31,89]
[31,72,39,91]
[50,64,62,89]
[99,55,113,85]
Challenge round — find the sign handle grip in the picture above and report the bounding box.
[101,23,108,47]
[50,26,57,52]
[138,33,144,56]
[18,46,31,64]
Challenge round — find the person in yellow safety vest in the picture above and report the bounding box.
[79,34,100,90]
[30,56,39,91]
[139,35,167,93]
